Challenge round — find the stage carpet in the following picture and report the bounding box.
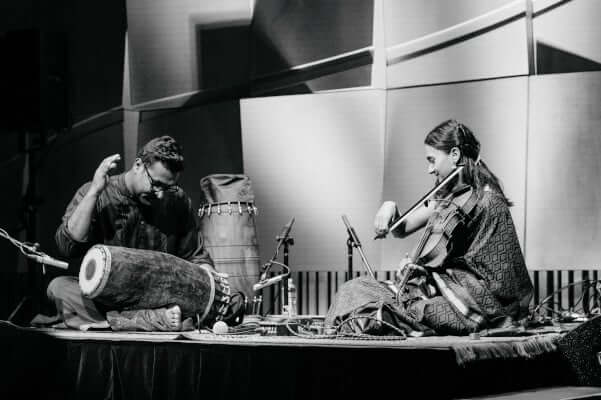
[0,320,591,399]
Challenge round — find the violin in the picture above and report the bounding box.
[374,166,465,240]
[387,166,479,293]
[408,184,478,268]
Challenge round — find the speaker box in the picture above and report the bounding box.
[0,29,68,132]
[557,315,601,386]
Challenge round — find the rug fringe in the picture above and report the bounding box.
[453,334,561,365]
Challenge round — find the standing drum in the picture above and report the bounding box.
[199,174,260,299]
[79,245,231,324]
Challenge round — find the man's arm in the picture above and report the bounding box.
[65,187,101,242]
[55,183,94,257]
[55,154,121,257]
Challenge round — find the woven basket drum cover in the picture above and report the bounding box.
[199,174,260,298]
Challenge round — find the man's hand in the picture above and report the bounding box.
[89,154,121,195]
[374,201,397,237]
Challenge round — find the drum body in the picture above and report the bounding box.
[79,245,231,323]
[199,174,261,298]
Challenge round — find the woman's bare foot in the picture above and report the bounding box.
[164,305,182,331]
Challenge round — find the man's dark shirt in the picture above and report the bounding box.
[55,173,213,266]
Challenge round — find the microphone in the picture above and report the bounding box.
[276,217,295,249]
[341,214,376,279]
[212,320,229,334]
[29,254,69,270]
[253,274,288,291]
[258,262,271,282]
[341,214,361,247]
[258,217,295,281]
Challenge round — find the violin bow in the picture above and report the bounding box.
[375,165,465,239]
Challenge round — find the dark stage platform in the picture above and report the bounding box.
[0,320,596,399]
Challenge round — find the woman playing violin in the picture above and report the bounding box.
[326,119,533,335]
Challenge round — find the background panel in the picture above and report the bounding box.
[67,0,126,123]
[382,77,528,268]
[0,148,26,320]
[533,0,601,74]
[526,71,601,270]
[241,90,385,272]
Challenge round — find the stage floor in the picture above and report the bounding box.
[0,320,591,399]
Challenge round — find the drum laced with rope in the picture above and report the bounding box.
[198,174,261,301]
[79,244,238,328]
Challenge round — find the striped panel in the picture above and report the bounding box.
[254,268,601,317]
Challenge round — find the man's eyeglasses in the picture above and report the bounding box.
[144,164,180,194]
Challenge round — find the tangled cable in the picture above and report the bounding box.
[284,315,407,341]
[530,279,601,322]
[0,227,43,259]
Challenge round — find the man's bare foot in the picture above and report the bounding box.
[164,305,182,331]
[79,320,110,331]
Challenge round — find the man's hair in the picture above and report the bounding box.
[137,136,184,173]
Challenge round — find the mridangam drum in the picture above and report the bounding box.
[79,245,231,325]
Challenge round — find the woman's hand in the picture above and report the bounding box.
[374,201,397,237]
[396,254,427,283]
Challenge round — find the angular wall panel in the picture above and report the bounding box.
[251,0,373,94]
[533,0,601,74]
[526,71,601,270]
[385,0,529,87]
[384,0,516,46]
[126,0,253,105]
[241,90,385,271]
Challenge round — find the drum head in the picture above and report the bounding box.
[79,245,111,298]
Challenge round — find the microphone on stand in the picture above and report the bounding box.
[28,254,69,270]
[0,228,69,270]
[341,214,375,279]
[253,274,288,291]
[342,215,362,247]
[258,217,295,281]
[275,217,295,251]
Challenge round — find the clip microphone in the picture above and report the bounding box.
[258,262,272,282]
[253,274,287,291]
[29,254,69,269]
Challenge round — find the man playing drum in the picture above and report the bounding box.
[47,136,216,331]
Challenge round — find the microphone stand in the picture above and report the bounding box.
[278,234,294,313]
[341,215,375,281]
[0,226,69,322]
[253,218,295,315]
